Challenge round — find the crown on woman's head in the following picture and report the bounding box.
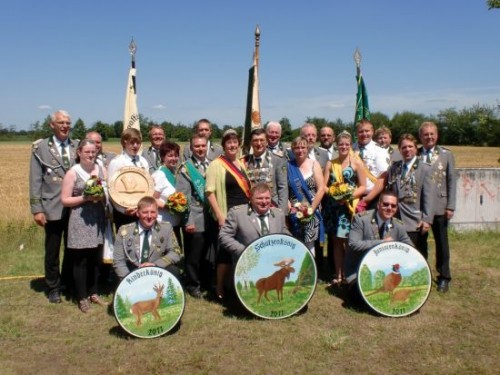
[338,130,351,138]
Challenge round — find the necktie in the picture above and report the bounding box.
[426,150,432,163]
[155,149,161,168]
[196,160,207,171]
[258,214,269,235]
[401,163,409,179]
[379,222,388,239]
[132,156,138,166]
[359,146,365,159]
[141,230,150,263]
[61,143,70,169]
[254,157,262,169]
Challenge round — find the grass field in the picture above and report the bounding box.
[0,141,499,374]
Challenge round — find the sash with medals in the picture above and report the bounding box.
[351,149,377,184]
[218,155,251,199]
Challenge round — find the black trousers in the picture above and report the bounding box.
[182,231,211,291]
[72,247,100,301]
[407,231,429,260]
[314,239,334,280]
[422,215,451,280]
[44,218,71,292]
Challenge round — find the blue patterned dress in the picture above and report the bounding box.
[323,164,358,239]
[288,172,320,244]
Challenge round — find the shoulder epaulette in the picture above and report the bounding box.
[233,204,248,211]
[118,223,135,237]
[32,139,43,149]
[393,217,404,225]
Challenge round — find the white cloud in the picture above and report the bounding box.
[38,105,51,110]
[152,104,166,110]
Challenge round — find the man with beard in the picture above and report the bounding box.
[319,126,338,161]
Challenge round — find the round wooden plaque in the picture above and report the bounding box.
[108,166,155,209]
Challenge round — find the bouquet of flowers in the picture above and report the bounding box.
[166,192,189,214]
[84,175,105,199]
[291,201,314,223]
[328,182,355,201]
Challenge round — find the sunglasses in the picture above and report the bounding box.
[381,202,398,208]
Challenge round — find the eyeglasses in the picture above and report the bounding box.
[381,202,398,208]
[55,121,71,125]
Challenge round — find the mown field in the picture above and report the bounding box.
[0,141,499,374]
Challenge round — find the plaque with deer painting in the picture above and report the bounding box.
[234,234,317,319]
[113,267,185,338]
[357,241,432,317]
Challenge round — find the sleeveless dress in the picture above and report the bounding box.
[288,169,320,244]
[67,167,106,249]
[323,163,358,238]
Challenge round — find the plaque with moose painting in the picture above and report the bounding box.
[357,241,432,317]
[113,267,185,338]
[234,234,317,319]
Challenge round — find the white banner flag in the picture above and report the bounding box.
[123,67,140,133]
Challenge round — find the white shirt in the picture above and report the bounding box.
[56,139,69,159]
[404,156,417,173]
[151,169,181,227]
[353,140,389,193]
[308,148,317,161]
[256,210,270,231]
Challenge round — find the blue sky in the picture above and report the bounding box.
[1,1,499,130]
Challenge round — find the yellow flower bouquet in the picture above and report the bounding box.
[166,192,189,214]
[328,182,355,201]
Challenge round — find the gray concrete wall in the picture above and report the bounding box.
[450,168,500,231]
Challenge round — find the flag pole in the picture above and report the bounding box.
[242,25,262,155]
[123,38,140,134]
[130,38,137,93]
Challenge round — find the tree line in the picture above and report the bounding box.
[1,103,499,146]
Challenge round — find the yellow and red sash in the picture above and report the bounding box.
[219,156,251,199]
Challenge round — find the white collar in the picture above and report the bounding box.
[405,156,417,169]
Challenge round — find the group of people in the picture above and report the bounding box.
[30,110,456,313]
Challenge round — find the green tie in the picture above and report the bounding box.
[155,149,161,168]
[141,230,150,263]
[401,164,408,180]
[254,157,262,169]
[259,215,269,235]
[61,143,70,169]
[426,150,432,163]
[359,146,365,159]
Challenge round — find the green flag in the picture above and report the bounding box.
[354,73,370,123]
